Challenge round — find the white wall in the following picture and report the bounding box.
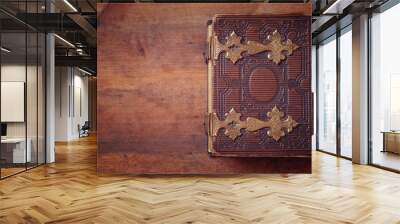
[1,64,39,138]
[55,67,89,141]
[72,73,89,138]
[55,67,70,141]
[1,65,26,140]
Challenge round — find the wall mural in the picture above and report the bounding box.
[97,4,312,174]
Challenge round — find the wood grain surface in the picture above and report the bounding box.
[97,3,312,174]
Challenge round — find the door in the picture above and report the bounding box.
[207,15,312,157]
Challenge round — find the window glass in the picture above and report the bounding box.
[318,36,337,154]
[0,1,46,179]
[340,28,352,158]
[1,23,28,178]
[371,3,400,171]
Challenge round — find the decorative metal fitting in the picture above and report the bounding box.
[209,106,298,141]
[210,30,299,65]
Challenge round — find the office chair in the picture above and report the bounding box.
[79,121,90,138]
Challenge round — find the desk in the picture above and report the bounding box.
[1,138,31,163]
[382,131,400,154]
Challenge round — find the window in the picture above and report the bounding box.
[339,27,352,158]
[316,25,353,159]
[370,3,400,171]
[317,36,337,154]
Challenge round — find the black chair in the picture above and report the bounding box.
[79,121,90,138]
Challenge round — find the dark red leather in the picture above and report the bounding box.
[211,15,312,157]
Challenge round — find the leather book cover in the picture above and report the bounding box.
[207,15,312,157]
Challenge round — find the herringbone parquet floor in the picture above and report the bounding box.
[1,135,400,224]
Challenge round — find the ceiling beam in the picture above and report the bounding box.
[67,13,97,46]
[55,55,96,71]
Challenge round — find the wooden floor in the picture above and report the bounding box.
[372,150,400,171]
[0,167,26,178]
[1,135,400,224]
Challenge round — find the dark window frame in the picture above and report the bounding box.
[315,24,353,161]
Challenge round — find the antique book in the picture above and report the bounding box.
[206,15,312,157]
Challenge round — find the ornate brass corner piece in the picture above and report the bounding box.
[209,30,299,65]
[209,108,247,140]
[209,106,298,141]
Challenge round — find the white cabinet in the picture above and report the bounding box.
[1,138,32,163]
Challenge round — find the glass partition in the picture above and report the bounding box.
[0,1,46,179]
[27,30,38,169]
[38,32,45,165]
[1,30,28,178]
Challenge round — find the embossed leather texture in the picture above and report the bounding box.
[208,15,312,157]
